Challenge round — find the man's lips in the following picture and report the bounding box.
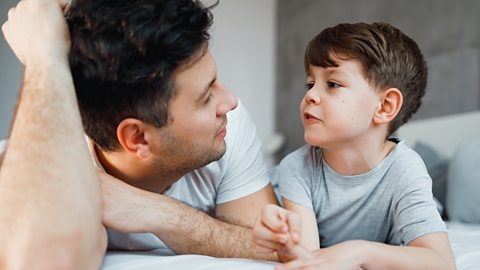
[216,122,227,138]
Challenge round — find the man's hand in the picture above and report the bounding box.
[2,0,72,66]
[252,204,310,261]
[276,240,364,270]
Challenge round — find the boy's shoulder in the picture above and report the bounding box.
[384,139,431,184]
[279,144,322,167]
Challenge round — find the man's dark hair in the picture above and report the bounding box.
[304,22,428,136]
[67,0,215,151]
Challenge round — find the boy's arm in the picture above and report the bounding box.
[283,198,319,251]
[278,232,455,270]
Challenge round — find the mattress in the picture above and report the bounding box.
[101,222,480,270]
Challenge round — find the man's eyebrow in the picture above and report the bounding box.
[196,76,216,102]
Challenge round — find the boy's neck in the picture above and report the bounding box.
[322,138,397,176]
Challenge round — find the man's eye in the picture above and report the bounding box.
[327,81,341,88]
[305,83,314,90]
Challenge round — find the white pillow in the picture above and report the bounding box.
[446,138,480,223]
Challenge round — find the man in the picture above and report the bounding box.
[1,0,278,267]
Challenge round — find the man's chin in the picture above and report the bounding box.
[202,142,227,166]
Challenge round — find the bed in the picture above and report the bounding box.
[100,222,480,269]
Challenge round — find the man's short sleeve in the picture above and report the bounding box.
[277,145,315,208]
[215,101,270,204]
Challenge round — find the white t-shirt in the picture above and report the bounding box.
[99,101,270,252]
[0,100,270,253]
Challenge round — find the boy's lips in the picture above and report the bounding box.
[303,112,321,121]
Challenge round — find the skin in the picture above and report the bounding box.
[253,55,456,270]
[0,0,106,269]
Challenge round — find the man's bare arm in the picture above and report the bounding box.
[101,173,277,260]
[0,0,105,269]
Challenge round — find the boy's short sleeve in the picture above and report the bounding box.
[277,145,316,208]
[392,174,447,245]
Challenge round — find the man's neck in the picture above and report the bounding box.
[94,145,182,194]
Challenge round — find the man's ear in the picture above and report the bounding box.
[373,88,403,125]
[116,118,153,159]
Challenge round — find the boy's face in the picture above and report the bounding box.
[301,56,382,148]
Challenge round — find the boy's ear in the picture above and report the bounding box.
[373,88,403,125]
[116,118,153,159]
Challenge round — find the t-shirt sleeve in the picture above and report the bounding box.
[392,166,447,245]
[277,146,315,209]
[215,101,270,204]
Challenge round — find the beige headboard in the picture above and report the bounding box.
[396,111,480,159]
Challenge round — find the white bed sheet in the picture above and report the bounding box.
[447,222,480,270]
[101,249,276,270]
[101,222,480,270]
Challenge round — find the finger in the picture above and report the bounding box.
[254,244,277,255]
[255,238,284,251]
[253,224,289,244]
[262,206,289,233]
[8,7,15,20]
[285,212,302,243]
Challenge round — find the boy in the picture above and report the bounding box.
[253,22,456,270]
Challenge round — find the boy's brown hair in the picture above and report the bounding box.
[304,22,427,136]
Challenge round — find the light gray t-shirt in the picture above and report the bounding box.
[277,140,446,247]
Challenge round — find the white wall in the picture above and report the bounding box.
[0,0,23,139]
[209,0,278,151]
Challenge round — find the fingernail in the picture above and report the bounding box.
[292,232,300,241]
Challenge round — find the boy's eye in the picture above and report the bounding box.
[305,83,314,90]
[327,81,341,88]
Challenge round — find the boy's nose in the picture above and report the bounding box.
[304,88,321,104]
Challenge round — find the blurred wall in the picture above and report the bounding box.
[276,0,480,156]
[209,0,277,147]
[0,0,23,139]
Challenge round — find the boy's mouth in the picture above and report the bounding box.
[304,112,321,121]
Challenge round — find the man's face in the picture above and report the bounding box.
[150,50,238,174]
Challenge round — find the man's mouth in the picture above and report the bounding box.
[216,121,227,137]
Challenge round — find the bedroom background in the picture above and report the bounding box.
[1,0,479,221]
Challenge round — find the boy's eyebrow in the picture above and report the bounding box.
[327,68,348,77]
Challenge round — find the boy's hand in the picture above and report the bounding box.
[2,0,72,66]
[252,204,305,258]
[276,240,364,270]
